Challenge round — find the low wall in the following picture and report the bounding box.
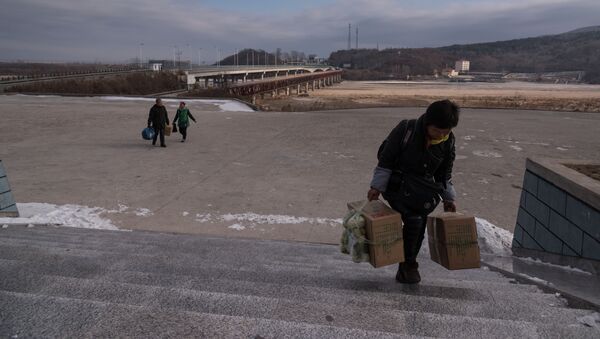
[512,158,599,269]
[0,160,19,217]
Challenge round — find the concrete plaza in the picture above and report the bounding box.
[1,94,599,243]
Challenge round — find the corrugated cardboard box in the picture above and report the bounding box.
[347,200,404,268]
[427,212,480,270]
[164,125,172,136]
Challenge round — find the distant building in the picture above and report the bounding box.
[455,60,470,72]
[151,63,163,71]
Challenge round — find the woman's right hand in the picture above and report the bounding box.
[367,188,380,201]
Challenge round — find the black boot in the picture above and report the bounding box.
[396,261,421,284]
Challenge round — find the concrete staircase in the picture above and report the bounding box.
[0,225,597,338]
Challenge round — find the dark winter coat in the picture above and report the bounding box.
[377,114,455,189]
[148,104,170,129]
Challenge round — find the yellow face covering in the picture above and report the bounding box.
[430,134,449,145]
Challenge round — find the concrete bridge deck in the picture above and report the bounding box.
[184,65,338,89]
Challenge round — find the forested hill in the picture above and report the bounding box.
[328,27,600,83]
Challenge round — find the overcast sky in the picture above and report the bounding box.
[1,0,598,63]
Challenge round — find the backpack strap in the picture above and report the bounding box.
[401,119,416,152]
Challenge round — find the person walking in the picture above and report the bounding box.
[172,101,197,142]
[147,98,170,147]
[367,99,459,284]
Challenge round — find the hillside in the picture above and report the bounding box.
[328,29,600,83]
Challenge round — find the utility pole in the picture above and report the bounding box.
[252,50,255,66]
[348,23,351,50]
[198,48,202,67]
[173,45,177,69]
[265,51,267,66]
[186,44,191,70]
[138,43,144,68]
[356,25,358,49]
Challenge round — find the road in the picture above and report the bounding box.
[1,94,599,243]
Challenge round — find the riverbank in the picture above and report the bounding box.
[257,80,600,113]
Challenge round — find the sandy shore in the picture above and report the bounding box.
[259,80,600,112]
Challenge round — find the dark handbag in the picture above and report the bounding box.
[173,124,178,133]
[389,171,443,215]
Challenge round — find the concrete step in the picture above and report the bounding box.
[0,235,517,285]
[0,290,413,339]
[0,269,587,326]
[0,242,557,308]
[0,281,594,339]
[1,225,597,338]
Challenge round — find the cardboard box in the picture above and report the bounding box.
[164,125,172,136]
[347,200,404,268]
[427,212,480,270]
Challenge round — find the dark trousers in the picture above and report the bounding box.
[152,127,165,146]
[179,125,188,140]
[384,194,430,263]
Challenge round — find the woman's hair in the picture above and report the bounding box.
[423,99,460,129]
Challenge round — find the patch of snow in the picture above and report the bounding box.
[455,155,468,160]
[510,145,523,152]
[99,96,254,112]
[577,313,600,329]
[228,224,246,231]
[2,224,8,229]
[195,213,212,223]
[519,257,593,275]
[473,150,503,158]
[463,135,475,141]
[0,203,118,230]
[194,211,342,228]
[134,208,153,217]
[182,211,189,216]
[556,147,568,151]
[475,217,513,256]
[518,273,553,286]
[478,178,490,184]
[518,141,550,146]
[106,204,129,214]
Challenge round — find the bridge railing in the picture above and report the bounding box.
[227,70,342,97]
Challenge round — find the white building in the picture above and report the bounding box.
[151,63,163,71]
[455,60,470,72]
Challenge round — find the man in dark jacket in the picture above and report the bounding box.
[367,99,459,284]
[147,98,170,147]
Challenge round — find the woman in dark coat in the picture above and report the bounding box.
[368,99,459,284]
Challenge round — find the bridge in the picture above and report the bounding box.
[184,65,342,103]
[184,65,338,89]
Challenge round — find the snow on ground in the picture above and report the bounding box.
[194,211,342,229]
[472,150,503,158]
[577,313,600,330]
[133,208,153,217]
[228,224,246,231]
[0,203,118,230]
[475,217,513,256]
[519,257,593,275]
[99,96,254,112]
[192,211,343,233]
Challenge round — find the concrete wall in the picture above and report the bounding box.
[0,160,19,217]
[512,158,600,262]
